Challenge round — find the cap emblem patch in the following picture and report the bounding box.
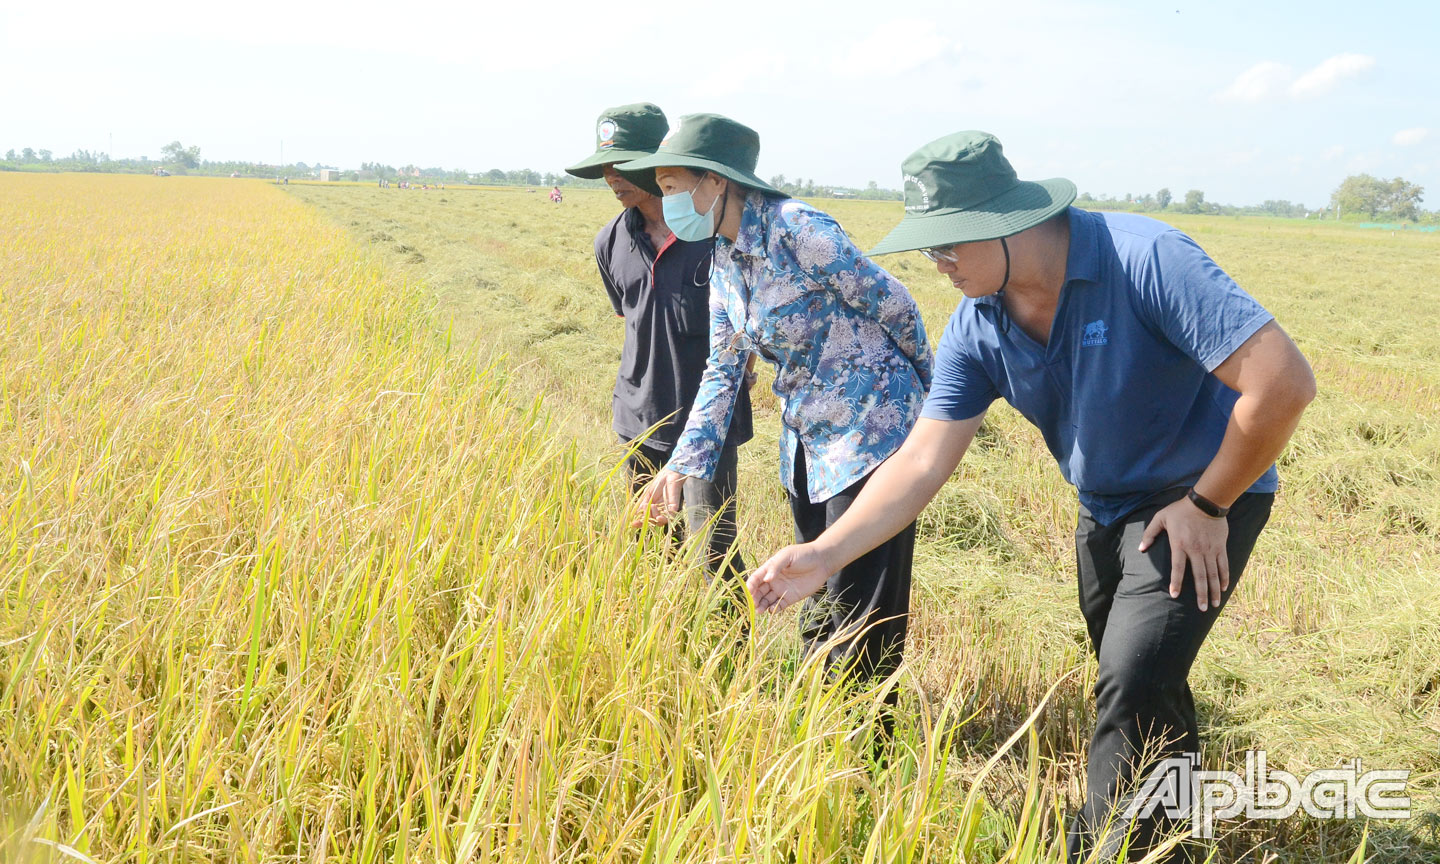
[597,119,617,149]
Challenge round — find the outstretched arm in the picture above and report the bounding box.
[748,414,984,612]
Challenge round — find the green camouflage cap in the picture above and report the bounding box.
[869,131,1075,255]
[617,113,782,196]
[565,103,667,194]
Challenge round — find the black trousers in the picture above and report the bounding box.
[626,436,745,580]
[1066,487,1273,863]
[789,447,916,688]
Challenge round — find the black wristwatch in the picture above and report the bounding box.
[1186,487,1229,518]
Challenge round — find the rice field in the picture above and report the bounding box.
[2,173,1436,861]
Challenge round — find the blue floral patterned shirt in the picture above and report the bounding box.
[665,192,933,502]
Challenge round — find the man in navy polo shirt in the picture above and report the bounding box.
[566,103,753,579]
[747,132,1316,861]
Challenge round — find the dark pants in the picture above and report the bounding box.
[626,437,745,580]
[1066,487,1273,863]
[789,447,916,690]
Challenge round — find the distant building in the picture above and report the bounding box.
[319,169,338,182]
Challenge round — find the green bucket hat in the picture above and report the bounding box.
[617,113,782,196]
[868,131,1076,256]
[565,102,668,195]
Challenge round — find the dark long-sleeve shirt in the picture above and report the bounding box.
[594,207,753,451]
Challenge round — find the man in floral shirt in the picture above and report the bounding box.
[624,114,932,702]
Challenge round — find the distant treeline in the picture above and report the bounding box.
[1077,181,1436,224]
[1077,189,1329,219]
[0,146,904,200]
[2,146,1432,221]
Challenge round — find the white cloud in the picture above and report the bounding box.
[829,18,955,79]
[1320,145,1345,161]
[1216,61,1292,103]
[1393,128,1430,147]
[1289,53,1375,98]
[1222,147,1263,167]
[1217,53,1376,104]
[687,52,788,99]
[1345,153,1376,174]
[4,1,601,68]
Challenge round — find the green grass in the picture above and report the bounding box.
[284,183,1440,861]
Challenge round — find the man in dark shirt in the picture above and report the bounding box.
[567,102,753,578]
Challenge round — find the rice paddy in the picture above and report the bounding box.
[2,173,1436,861]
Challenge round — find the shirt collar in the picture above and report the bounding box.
[720,191,772,259]
[972,206,1093,310]
[1061,206,1100,286]
[624,205,645,234]
[624,205,656,256]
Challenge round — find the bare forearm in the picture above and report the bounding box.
[1195,388,1311,506]
[1198,322,1316,507]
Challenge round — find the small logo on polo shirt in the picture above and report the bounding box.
[1082,319,1109,347]
[597,119,617,149]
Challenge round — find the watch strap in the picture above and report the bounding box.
[1186,487,1229,518]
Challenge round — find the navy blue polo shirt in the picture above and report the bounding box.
[922,207,1277,525]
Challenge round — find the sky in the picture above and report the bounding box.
[2,0,1436,208]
